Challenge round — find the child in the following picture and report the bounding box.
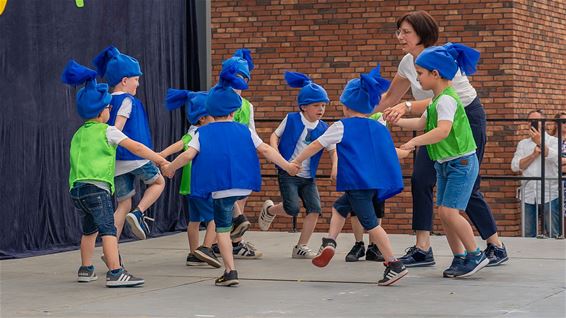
[63,60,168,287]
[92,46,165,241]
[345,112,387,263]
[214,48,261,259]
[396,43,489,277]
[161,67,300,286]
[159,89,220,268]
[258,71,337,259]
[291,65,409,286]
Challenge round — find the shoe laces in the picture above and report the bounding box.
[403,245,418,257]
[484,244,495,258]
[241,241,256,251]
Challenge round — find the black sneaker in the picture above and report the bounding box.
[125,208,152,240]
[366,243,385,262]
[212,243,220,255]
[186,253,208,266]
[399,246,435,267]
[312,237,337,268]
[77,265,97,282]
[194,246,222,268]
[345,241,365,262]
[484,243,509,267]
[230,214,251,240]
[443,256,465,278]
[215,270,239,286]
[233,241,263,259]
[105,268,144,287]
[378,260,408,286]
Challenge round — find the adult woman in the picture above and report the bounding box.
[374,11,508,266]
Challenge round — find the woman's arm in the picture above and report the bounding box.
[373,73,411,113]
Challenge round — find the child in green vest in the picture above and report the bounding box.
[159,89,220,268]
[63,60,168,287]
[396,43,489,278]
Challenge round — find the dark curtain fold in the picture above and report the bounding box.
[0,0,200,259]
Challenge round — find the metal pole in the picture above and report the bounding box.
[557,118,564,238]
[540,119,546,237]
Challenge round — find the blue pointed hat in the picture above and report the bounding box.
[221,48,254,80]
[415,42,480,80]
[206,65,248,117]
[166,89,208,125]
[340,65,391,114]
[92,46,143,86]
[284,71,329,107]
[61,60,112,119]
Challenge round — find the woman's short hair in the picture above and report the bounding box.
[396,11,439,48]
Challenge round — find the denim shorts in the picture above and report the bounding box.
[434,153,479,210]
[187,196,214,223]
[333,190,381,231]
[351,200,385,219]
[278,170,321,216]
[212,196,246,233]
[115,161,161,201]
[70,183,117,236]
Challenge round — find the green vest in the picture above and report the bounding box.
[369,112,383,121]
[425,86,476,161]
[234,97,251,127]
[179,133,193,195]
[69,121,117,193]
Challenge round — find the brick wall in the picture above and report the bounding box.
[211,0,566,237]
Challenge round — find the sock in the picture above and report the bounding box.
[232,242,240,247]
[454,252,466,258]
[386,256,397,263]
[467,248,481,256]
[83,265,94,270]
[110,268,122,275]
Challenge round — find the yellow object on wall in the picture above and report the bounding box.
[0,0,8,16]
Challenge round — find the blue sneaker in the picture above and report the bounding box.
[126,208,151,240]
[399,246,436,267]
[443,256,465,278]
[453,251,489,277]
[484,243,509,267]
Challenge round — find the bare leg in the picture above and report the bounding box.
[298,213,319,245]
[101,235,121,270]
[415,230,431,251]
[136,175,165,212]
[80,233,98,267]
[187,222,200,253]
[368,226,395,261]
[217,232,235,271]
[202,221,216,247]
[439,206,478,253]
[327,208,347,240]
[114,198,132,239]
[351,216,364,242]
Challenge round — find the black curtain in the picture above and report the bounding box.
[0,0,200,259]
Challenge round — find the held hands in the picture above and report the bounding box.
[400,139,417,151]
[287,160,301,176]
[383,102,408,124]
[532,145,542,157]
[397,147,413,159]
[161,163,175,178]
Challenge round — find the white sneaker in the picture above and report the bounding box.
[292,244,317,259]
[258,200,275,231]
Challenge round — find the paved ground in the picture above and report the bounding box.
[1,232,565,317]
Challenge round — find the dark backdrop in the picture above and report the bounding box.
[0,0,200,259]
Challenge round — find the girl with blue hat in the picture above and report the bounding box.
[63,60,168,287]
[291,66,409,286]
[92,46,163,242]
[258,71,337,259]
[161,66,300,287]
[395,43,489,278]
[158,89,221,269]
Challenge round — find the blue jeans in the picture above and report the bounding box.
[187,196,214,223]
[70,183,116,237]
[115,161,161,201]
[278,171,321,216]
[212,196,246,233]
[333,190,381,231]
[411,97,499,239]
[524,199,562,237]
[435,154,479,210]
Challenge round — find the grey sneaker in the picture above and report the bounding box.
[77,265,97,282]
[233,241,263,259]
[194,246,222,268]
[106,268,144,287]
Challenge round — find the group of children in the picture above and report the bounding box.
[65,41,490,288]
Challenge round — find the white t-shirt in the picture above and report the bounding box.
[248,101,256,132]
[188,122,264,199]
[274,113,336,178]
[83,126,129,192]
[111,91,149,176]
[398,53,477,107]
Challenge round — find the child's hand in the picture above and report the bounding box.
[400,140,416,151]
[286,162,301,176]
[397,148,412,159]
[161,163,174,178]
[383,102,408,124]
[330,165,337,182]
